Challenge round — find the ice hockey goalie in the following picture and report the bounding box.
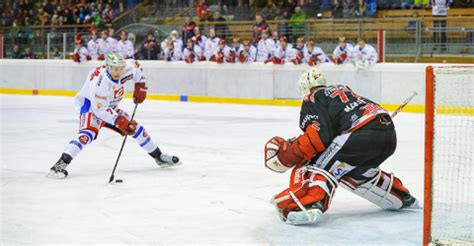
[264,68,420,225]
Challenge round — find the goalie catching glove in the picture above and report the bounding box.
[265,123,326,173]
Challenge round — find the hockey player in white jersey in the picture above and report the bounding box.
[256,30,277,62]
[192,26,207,52]
[183,38,205,63]
[210,39,233,64]
[87,29,100,60]
[73,39,91,63]
[332,36,354,64]
[48,54,181,178]
[117,31,134,59]
[164,40,182,61]
[353,39,378,69]
[266,36,296,64]
[236,40,257,64]
[203,28,220,61]
[304,40,330,66]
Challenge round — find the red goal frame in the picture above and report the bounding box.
[424,65,474,246]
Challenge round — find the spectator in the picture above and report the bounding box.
[355,0,368,16]
[182,15,196,46]
[252,14,270,45]
[332,0,344,18]
[415,0,429,8]
[284,0,298,15]
[288,6,306,42]
[50,47,62,59]
[23,47,36,59]
[10,45,24,59]
[276,10,291,40]
[261,0,278,20]
[138,32,160,60]
[196,0,210,21]
[342,0,356,17]
[431,0,449,51]
[117,30,134,59]
[401,0,415,9]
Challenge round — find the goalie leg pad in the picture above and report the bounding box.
[340,169,419,210]
[271,166,338,225]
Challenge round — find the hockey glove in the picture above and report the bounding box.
[115,115,138,135]
[133,83,148,104]
[265,136,305,173]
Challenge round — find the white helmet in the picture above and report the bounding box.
[170,30,179,41]
[105,53,126,69]
[298,68,327,97]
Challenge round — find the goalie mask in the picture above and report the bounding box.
[298,68,327,98]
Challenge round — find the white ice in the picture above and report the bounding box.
[0,95,424,245]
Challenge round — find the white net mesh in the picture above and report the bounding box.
[431,67,474,245]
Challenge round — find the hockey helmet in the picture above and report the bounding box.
[105,54,126,69]
[298,68,327,97]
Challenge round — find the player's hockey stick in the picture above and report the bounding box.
[108,103,138,183]
[390,91,418,118]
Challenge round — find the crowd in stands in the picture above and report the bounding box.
[0,0,139,27]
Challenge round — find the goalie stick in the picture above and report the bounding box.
[391,91,418,118]
[108,103,138,183]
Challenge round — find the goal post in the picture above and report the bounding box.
[424,65,474,246]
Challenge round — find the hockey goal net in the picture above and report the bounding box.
[424,66,474,246]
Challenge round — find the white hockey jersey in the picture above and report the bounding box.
[211,46,233,63]
[204,37,220,61]
[106,37,118,54]
[173,39,184,52]
[74,46,90,63]
[97,38,107,56]
[164,47,182,61]
[182,45,204,61]
[274,44,296,63]
[117,39,134,59]
[332,43,354,64]
[74,59,146,125]
[353,44,378,65]
[304,46,330,64]
[87,39,99,59]
[192,35,207,52]
[256,38,277,62]
[236,46,257,64]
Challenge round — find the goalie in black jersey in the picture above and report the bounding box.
[264,68,419,225]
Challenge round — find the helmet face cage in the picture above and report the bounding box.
[105,54,126,69]
[298,68,327,98]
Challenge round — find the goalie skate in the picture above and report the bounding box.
[286,202,324,225]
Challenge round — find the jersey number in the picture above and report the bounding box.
[330,90,349,103]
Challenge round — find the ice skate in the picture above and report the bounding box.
[47,153,72,179]
[149,148,181,168]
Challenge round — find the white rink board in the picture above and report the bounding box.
[0,60,444,105]
[0,95,424,245]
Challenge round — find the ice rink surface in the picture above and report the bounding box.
[1,95,424,245]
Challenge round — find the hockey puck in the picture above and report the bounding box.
[115,179,123,183]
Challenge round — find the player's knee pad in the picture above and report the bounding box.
[271,165,338,225]
[340,168,418,210]
[76,129,96,146]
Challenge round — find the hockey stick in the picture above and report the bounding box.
[390,91,418,118]
[108,103,138,183]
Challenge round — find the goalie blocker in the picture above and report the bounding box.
[265,68,419,225]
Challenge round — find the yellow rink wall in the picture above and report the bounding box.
[0,87,426,114]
